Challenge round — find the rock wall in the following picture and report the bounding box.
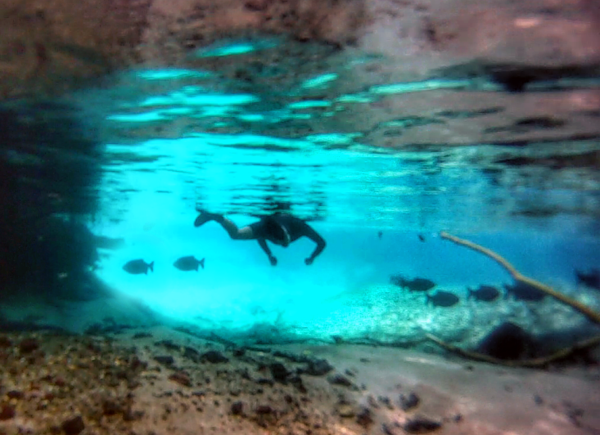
[0,0,598,99]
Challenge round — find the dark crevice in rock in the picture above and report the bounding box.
[435,61,600,92]
[494,150,600,170]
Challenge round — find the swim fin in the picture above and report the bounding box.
[194,211,216,227]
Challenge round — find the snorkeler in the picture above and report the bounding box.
[193,210,326,266]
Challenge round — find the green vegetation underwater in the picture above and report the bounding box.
[1,0,600,434]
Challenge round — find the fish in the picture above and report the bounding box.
[418,234,425,242]
[378,231,383,239]
[467,285,500,302]
[173,256,205,272]
[504,281,545,302]
[426,290,460,307]
[390,275,436,292]
[123,259,154,275]
[575,269,600,290]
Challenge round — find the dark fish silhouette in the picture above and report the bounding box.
[575,269,600,290]
[467,285,500,302]
[390,275,436,292]
[426,290,460,307]
[418,234,425,242]
[173,256,205,272]
[123,259,154,275]
[504,281,545,302]
[378,231,383,239]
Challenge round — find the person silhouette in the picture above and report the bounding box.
[193,210,326,266]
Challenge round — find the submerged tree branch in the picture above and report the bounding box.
[427,333,600,367]
[430,231,600,367]
[439,231,600,325]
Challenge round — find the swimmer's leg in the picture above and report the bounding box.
[194,211,256,240]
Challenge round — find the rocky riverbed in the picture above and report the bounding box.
[1,325,599,435]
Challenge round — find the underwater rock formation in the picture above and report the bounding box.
[476,322,537,360]
[0,0,366,98]
[0,0,598,99]
[0,214,109,304]
[0,105,108,308]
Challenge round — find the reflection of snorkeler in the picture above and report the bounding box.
[194,211,326,266]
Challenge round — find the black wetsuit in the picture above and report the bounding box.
[194,210,326,265]
[251,213,326,265]
[250,213,309,243]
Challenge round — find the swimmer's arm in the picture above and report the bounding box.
[257,238,272,257]
[303,225,326,261]
[258,238,277,266]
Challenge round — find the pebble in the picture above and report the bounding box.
[356,407,373,427]
[237,367,251,380]
[269,362,289,383]
[305,359,333,376]
[233,348,246,357]
[400,392,420,411]
[18,338,39,354]
[327,373,353,387]
[129,356,147,371]
[61,415,85,435]
[123,408,145,421]
[403,416,442,434]
[155,340,179,351]
[169,371,192,387]
[183,346,201,362]
[7,390,24,399]
[202,350,229,363]
[255,404,274,415]
[154,355,174,366]
[563,401,584,427]
[231,401,244,415]
[289,375,307,393]
[0,404,15,420]
[244,0,270,12]
[368,395,379,408]
[102,399,123,416]
[378,395,394,409]
[337,403,356,418]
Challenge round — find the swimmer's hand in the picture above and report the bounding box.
[305,257,314,266]
[269,255,278,266]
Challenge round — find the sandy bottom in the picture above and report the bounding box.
[1,325,599,435]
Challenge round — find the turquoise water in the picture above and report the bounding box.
[1,36,600,352]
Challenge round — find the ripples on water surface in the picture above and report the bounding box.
[8,42,600,227]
